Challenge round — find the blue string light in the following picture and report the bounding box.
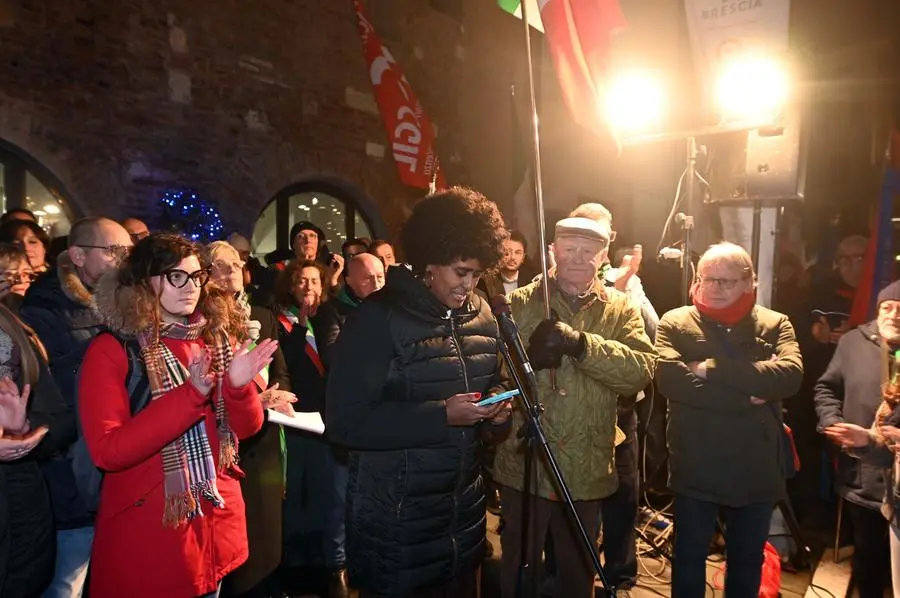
[158,189,225,243]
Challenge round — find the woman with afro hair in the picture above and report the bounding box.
[326,187,514,597]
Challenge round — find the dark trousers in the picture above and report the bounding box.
[846,501,890,598]
[283,431,336,567]
[499,486,601,598]
[357,568,478,598]
[672,494,773,598]
[600,408,639,589]
[543,409,639,590]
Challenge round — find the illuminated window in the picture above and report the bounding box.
[0,141,74,236]
[252,182,383,264]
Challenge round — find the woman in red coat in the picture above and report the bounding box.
[79,234,278,598]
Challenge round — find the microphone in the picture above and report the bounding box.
[491,294,538,392]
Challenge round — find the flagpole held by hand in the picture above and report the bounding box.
[517,0,560,396]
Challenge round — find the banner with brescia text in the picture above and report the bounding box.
[684,0,791,107]
[353,0,444,191]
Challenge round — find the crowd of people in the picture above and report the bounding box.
[0,187,897,598]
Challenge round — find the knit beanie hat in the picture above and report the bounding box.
[289,221,324,248]
[877,279,900,305]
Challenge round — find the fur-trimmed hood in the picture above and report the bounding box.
[56,252,94,308]
[92,268,148,337]
[20,251,102,334]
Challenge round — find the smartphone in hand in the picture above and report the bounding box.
[476,389,520,407]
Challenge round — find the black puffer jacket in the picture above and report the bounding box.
[326,266,509,596]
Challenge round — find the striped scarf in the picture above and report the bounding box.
[137,314,238,528]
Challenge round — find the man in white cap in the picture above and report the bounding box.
[492,213,657,598]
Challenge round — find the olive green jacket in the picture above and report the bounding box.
[656,305,803,506]
[492,277,657,501]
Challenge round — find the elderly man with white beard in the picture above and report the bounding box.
[492,214,657,598]
[815,280,900,598]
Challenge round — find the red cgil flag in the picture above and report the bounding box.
[353,1,445,191]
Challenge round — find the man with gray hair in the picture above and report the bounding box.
[493,214,656,598]
[656,242,803,598]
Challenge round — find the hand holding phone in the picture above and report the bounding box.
[476,389,520,407]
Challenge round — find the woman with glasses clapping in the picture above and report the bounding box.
[78,234,278,598]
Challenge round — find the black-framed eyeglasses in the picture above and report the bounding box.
[78,244,132,261]
[696,276,746,290]
[163,268,211,289]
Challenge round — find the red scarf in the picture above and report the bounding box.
[691,282,756,326]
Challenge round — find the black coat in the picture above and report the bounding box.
[0,347,75,598]
[814,321,887,511]
[19,256,101,529]
[326,266,509,596]
[313,287,361,369]
[278,309,326,415]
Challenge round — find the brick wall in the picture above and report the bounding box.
[0,0,624,243]
[3,0,892,255]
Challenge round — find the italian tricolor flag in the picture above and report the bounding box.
[498,0,627,138]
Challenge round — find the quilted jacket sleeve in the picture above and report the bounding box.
[575,298,656,395]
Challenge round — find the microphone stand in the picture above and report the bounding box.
[498,340,614,598]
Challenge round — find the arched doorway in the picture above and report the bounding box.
[252,179,387,263]
[0,139,75,236]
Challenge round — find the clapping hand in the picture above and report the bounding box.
[228,339,279,388]
[0,425,48,462]
[0,377,30,434]
[824,422,870,449]
[880,425,900,450]
[613,245,643,292]
[260,383,297,416]
[187,345,215,396]
[329,253,345,288]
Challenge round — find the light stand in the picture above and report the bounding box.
[498,340,613,598]
[679,136,698,304]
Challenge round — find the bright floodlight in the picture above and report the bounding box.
[715,54,789,124]
[603,71,665,135]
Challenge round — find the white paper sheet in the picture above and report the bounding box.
[266,409,325,435]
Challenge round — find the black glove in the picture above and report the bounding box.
[526,312,585,371]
